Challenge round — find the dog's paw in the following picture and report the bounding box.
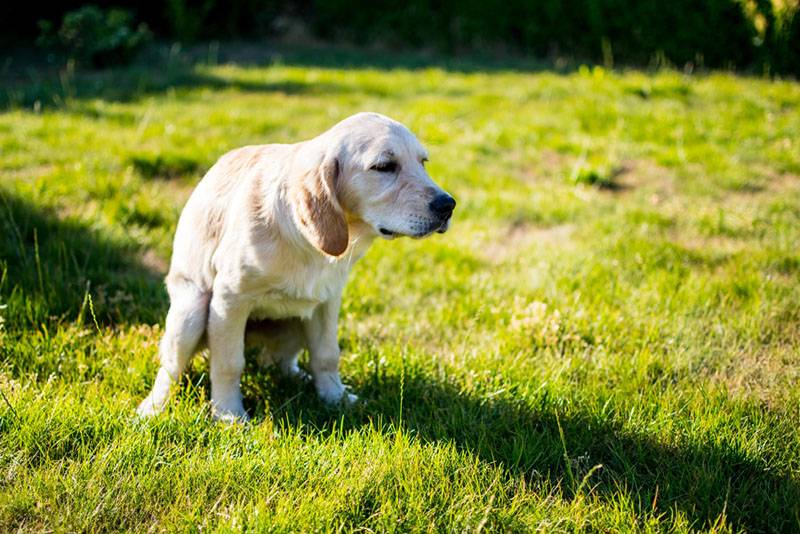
[315,373,358,406]
[211,399,250,423]
[213,409,250,424]
[136,395,164,418]
[212,407,250,423]
[282,361,312,383]
[319,389,359,407]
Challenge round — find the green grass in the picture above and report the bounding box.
[2,43,800,532]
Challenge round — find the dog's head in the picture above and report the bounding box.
[291,112,455,257]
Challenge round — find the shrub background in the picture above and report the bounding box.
[0,0,800,75]
[4,1,799,75]
[36,5,152,67]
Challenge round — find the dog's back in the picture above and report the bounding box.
[167,144,291,292]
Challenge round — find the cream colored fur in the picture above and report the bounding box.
[137,113,454,421]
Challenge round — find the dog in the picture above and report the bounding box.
[136,112,455,421]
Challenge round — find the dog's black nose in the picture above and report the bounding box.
[429,193,456,216]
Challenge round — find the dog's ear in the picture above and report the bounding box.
[289,155,349,257]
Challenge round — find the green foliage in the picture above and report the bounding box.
[37,5,151,68]
[312,0,760,68]
[769,2,800,75]
[1,44,800,531]
[162,0,283,42]
[164,0,215,43]
[572,167,616,189]
[13,0,800,75]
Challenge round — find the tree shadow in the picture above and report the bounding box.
[0,41,573,111]
[1,61,356,110]
[235,364,800,532]
[0,188,166,330]
[185,41,575,74]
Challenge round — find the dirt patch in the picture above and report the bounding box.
[480,221,574,263]
[611,159,676,199]
[3,164,57,180]
[524,154,677,199]
[707,344,800,408]
[764,169,800,194]
[520,150,573,183]
[674,234,750,256]
[539,150,572,177]
[725,166,800,198]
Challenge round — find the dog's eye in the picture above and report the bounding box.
[371,161,398,173]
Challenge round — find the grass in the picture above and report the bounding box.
[1,42,800,532]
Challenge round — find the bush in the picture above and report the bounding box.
[163,0,283,42]
[37,5,152,68]
[19,0,800,76]
[769,3,800,75]
[164,0,215,43]
[310,0,760,68]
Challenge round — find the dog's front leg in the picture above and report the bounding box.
[304,296,358,405]
[207,291,251,422]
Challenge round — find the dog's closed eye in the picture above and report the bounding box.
[371,161,398,173]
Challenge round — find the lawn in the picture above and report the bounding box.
[1,43,799,532]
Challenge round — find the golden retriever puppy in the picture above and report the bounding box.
[137,112,455,421]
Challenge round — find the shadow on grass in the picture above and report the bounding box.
[129,153,202,180]
[234,364,800,532]
[183,41,576,74]
[0,188,166,330]
[0,42,573,110]
[1,64,356,110]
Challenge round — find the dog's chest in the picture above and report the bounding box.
[249,294,320,321]
[248,260,349,320]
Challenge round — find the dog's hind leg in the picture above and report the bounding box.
[246,318,309,382]
[137,277,209,417]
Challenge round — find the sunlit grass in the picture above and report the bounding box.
[1,44,799,531]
